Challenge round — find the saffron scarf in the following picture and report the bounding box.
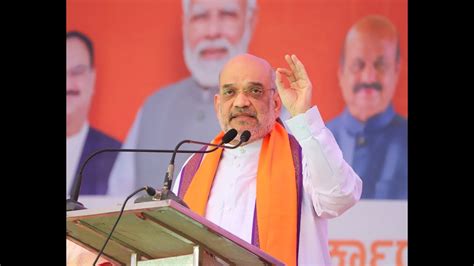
[183,123,297,266]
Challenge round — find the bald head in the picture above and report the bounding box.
[340,15,400,67]
[215,53,281,144]
[220,53,274,83]
[338,15,401,122]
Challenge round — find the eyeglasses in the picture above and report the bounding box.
[220,85,275,101]
[67,65,92,78]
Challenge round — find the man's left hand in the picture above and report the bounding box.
[275,54,313,117]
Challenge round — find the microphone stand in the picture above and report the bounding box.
[66,147,214,211]
[151,130,251,206]
[66,129,249,211]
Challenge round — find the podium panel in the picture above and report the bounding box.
[67,200,283,265]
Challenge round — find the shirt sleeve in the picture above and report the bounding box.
[285,106,363,219]
[106,109,143,196]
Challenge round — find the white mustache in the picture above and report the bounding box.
[194,38,232,58]
[183,23,252,87]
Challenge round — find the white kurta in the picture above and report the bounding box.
[173,106,363,266]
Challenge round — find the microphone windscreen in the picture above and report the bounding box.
[222,128,238,143]
[145,186,157,196]
[240,130,251,142]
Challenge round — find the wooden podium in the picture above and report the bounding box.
[66,199,283,265]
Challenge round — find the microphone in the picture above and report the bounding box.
[163,129,254,192]
[136,129,251,205]
[161,128,238,193]
[66,129,247,211]
[138,129,245,206]
[239,130,251,143]
[67,146,204,211]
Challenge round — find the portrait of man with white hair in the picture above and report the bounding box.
[107,0,276,196]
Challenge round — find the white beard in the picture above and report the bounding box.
[183,25,252,88]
